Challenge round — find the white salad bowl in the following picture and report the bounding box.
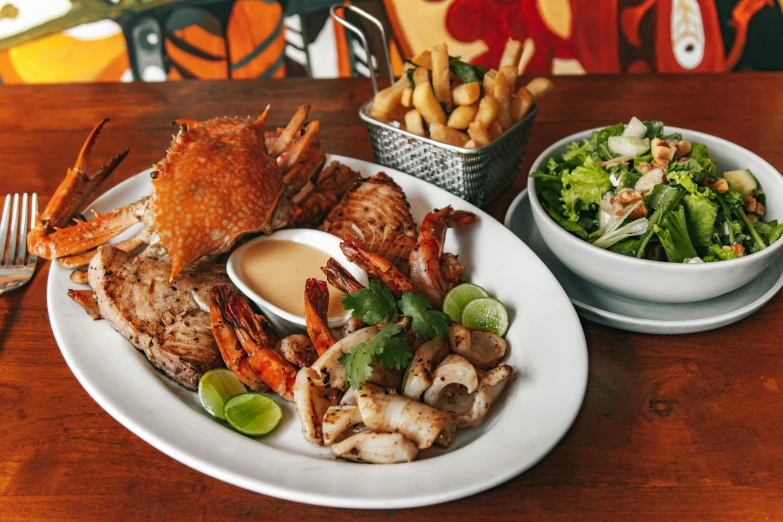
[528,127,783,303]
[226,228,368,334]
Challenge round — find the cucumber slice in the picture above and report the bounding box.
[723,169,758,196]
[608,136,650,157]
[621,116,647,139]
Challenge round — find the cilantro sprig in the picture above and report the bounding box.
[338,324,412,390]
[341,280,398,325]
[341,281,453,340]
[338,282,454,390]
[397,292,452,339]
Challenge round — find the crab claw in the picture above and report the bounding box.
[28,119,130,259]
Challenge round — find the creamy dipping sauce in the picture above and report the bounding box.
[240,240,344,318]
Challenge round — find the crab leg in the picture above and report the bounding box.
[268,104,310,158]
[281,120,321,173]
[340,235,418,297]
[28,119,129,258]
[289,162,360,228]
[304,278,337,356]
[284,150,326,196]
[33,197,148,259]
[57,226,150,269]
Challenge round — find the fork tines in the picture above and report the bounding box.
[1,193,38,268]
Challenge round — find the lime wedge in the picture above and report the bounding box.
[461,297,510,337]
[443,283,490,322]
[198,368,247,420]
[224,393,283,436]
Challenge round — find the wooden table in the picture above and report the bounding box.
[2,75,782,521]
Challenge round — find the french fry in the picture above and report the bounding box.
[430,123,470,147]
[467,121,492,147]
[499,39,523,69]
[431,43,452,112]
[511,86,535,122]
[447,104,479,130]
[526,77,554,101]
[464,139,477,149]
[488,121,503,140]
[493,72,513,130]
[475,95,499,127]
[413,67,430,86]
[499,65,518,92]
[413,82,447,125]
[408,50,432,70]
[482,69,497,97]
[372,76,411,114]
[452,82,480,106]
[371,104,410,124]
[401,87,413,108]
[405,109,426,137]
[517,38,535,74]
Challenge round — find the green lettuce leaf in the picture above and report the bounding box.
[644,120,664,140]
[688,143,715,174]
[760,220,783,245]
[616,168,642,190]
[667,171,713,199]
[656,205,698,262]
[538,178,564,211]
[682,194,718,247]
[703,244,738,262]
[771,224,783,244]
[608,238,640,257]
[636,185,686,258]
[562,140,592,164]
[591,123,624,148]
[544,204,589,239]
[560,157,611,222]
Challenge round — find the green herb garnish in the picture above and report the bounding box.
[338,324,412,390]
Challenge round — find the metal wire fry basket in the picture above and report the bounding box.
[331,3,538,208]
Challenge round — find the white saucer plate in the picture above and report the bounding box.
[505,189,783,334]
[48,156,588,508]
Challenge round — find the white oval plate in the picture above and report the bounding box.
[506,189,783,334]
[48,155,587,508]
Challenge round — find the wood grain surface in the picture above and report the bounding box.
[1,75,782,521]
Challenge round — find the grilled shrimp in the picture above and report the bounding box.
[409,207,477,307]
[209,286,298,401]
[340,235,417,297]
[304,278,337,356]
[321,257,364,294]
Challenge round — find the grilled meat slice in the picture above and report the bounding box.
[319,172,417,271]
[67,289,101,320]
[88,245,231,390]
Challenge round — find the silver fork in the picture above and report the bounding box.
[0,193,38,296]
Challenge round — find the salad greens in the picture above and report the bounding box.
[532,117,777,263]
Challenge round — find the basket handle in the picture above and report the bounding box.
[329,3,395,94]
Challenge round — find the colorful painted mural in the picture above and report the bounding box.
[0,0,780,84]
